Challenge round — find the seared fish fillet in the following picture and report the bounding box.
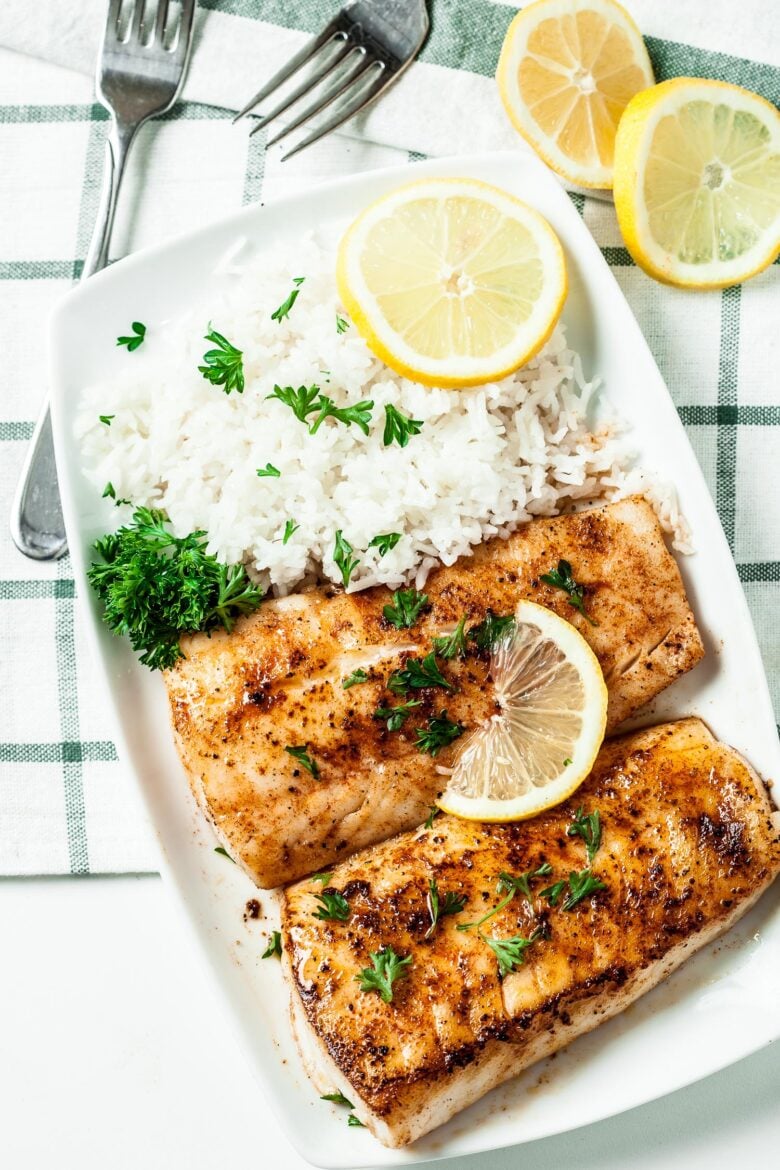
[166,497,704,887]
[282,719,779,1147]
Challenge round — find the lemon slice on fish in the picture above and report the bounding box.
[336,178,567,388]
[437,601,607,822]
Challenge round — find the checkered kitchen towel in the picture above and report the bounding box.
[0,0,778,874]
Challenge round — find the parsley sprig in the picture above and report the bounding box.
[383,404,424,448]
[540,868,605,911]
[369,532,402,557]
[266,384,373,436]
[87,508,264,670]
[285,745,320,779]
[313,890,350,922]
[355,946,412,1003]
[432,616,468,660]
[382,588,430,629]
[485,926,545,978]
[271,276,305,322]
[414,711,463,756]
[373,699,422,731]
[468,610,516,651]
[198,326,245,395]
[423,806,440,830]
[388,652,453,695]
[567,807,602,863]
[540,559,598,626]
[117,321,146,351]
[342,668,369,689]
[256,463,280,478]
[425,879,467,938]
[457,863,551,932]
[321,1091,353,1107]
[261,931,282,959]
[333,530,360,588]
[282,518,298,544]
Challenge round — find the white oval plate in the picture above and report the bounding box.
[49,151,779,1169]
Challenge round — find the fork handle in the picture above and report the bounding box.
[10,120,136,560]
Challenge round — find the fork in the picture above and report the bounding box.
[11,0,195,561]
[233,0,429,160]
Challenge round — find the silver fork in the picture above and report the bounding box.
[234,0,429,160]
[11,0,195,561]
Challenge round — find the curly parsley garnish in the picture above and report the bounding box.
[256,463,280,478]
[355,946,412,1003]
[374,699,422,731]
[116,321,146,351]
[369,532,402,557]
[485,925,546,978]
[414,711,463,756]
[425,879,467,938]
[282,518,298,544]
[432,616,468,660]
[313,890,350,922]
[87,507,263,670]
[540,868,605,911]
[540,559,598,626]
[343,667,369,689]
[285,745,320,779]
[198,326,244,395]
[333,530,360,588]
[567,807,602,863]
[468,610,516,651]
[383,403,424,448]
[388,652,453,695]
[261,931,282,959]
[271,276,305,322]
[383,588,430,629]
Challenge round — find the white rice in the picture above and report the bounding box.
[76,234,691,595]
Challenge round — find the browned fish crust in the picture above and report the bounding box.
[282,719,779,1146]
[165,496,704,887]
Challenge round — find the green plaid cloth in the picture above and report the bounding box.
[1,1,778,874]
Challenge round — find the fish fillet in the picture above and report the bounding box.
[281,718,779,1147]
[166,497,704,887]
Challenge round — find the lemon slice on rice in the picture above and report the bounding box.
[614,78,780,288]
[336,178,567,388]
[437,601,607,822]
[496,0,655,189]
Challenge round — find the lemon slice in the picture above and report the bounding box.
[496,0,655,189]
[437,601,607,822]
[614,78,780,288]
[336,178,567,388]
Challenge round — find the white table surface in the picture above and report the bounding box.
[2,874,778,1170]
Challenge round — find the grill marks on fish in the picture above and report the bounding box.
[282,720,779,1146]
[165,496,704,888]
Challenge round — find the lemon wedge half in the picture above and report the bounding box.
[437,600,607,822]
[336,178,567,388]
[614,78,780,288]
[497,0,655,189]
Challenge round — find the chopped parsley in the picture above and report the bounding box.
[414,710,463,756]
[282,518,298,544]
[99,414,114,425]
[336,315,349,334]
[382,588,430,629]
[256,463,280,478]
[485,926,545,978]
[425,879,467,938]
[383,403,424,448]
[497,863,553,902]
[311,872,333,884]
[87,507,264,670]
[261,930,282,959]
[388,652,453,695]
[102,482,116,500]
[285,745,320,779]
[369,532,402,557]
[313,890,350,922]
[333,530,360,588]
[423,805,440,830]
[116,321,146,351]
[541,868,605,911]
[468,610,516,652]
[567,807,602,863]
[321,1091,353,1107]
[373,699,422,731]
[432,616,468,660]
[198,326,244,395]
[214,846,235,863]
[563,757,573,767]
[540,559,598,626]
[347,1114,365,1128]
[271,277,305,322]
[355,946,412,1003]
[342,667,369,689]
